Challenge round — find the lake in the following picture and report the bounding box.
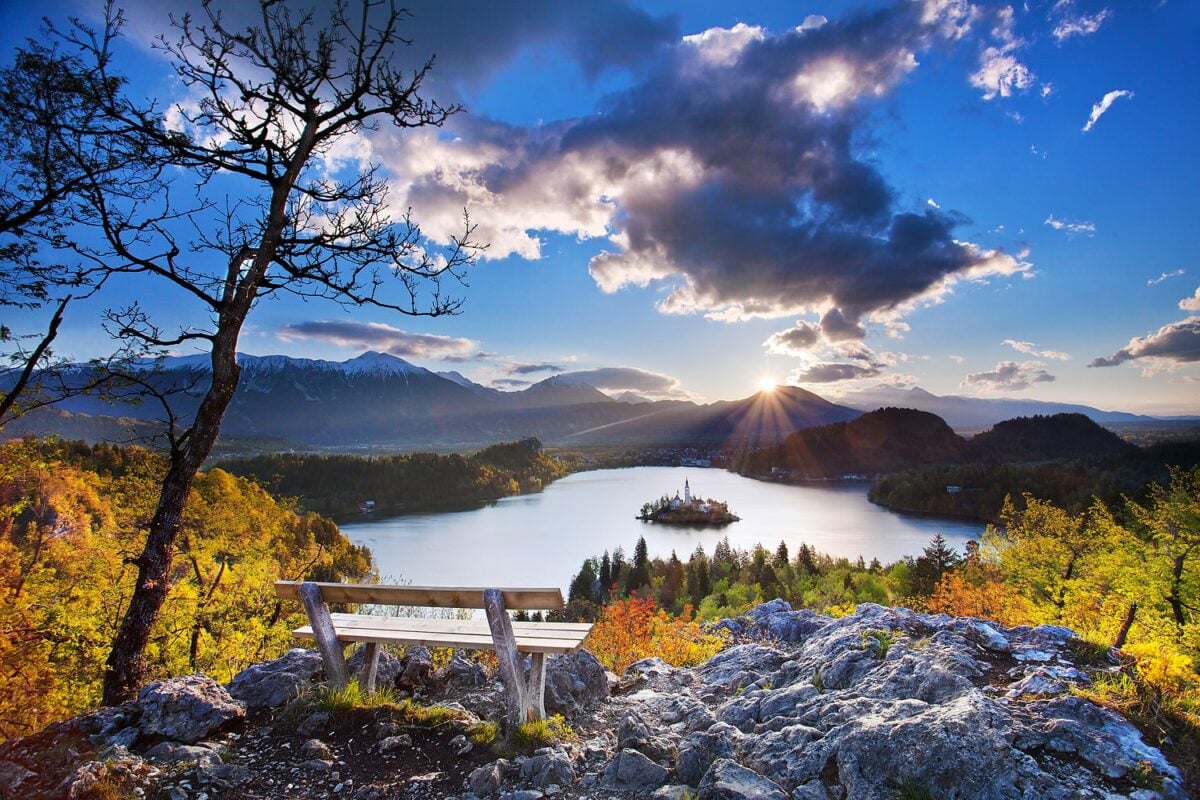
[340,466,984,592]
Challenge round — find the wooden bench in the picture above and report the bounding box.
[274,581,592,724]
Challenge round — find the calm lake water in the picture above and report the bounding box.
[340,466,984,592]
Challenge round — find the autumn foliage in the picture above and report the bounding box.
[585,594,727,674]
[0,438,371,740]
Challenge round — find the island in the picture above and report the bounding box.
[637,478,740,526]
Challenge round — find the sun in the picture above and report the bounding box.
[758,378,776,393]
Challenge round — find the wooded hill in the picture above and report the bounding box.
[216,438,568,517]
[738,408,1200,521]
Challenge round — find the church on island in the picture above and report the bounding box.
[638,478,739,526]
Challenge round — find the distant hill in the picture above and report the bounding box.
[741,407,965,478]
[839,385,1157,431]
[561,386,862,447]
[966,413,1138,462]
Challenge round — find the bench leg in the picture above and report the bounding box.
[484,588,546,726]
[524,652,547,722]
[299,581,350,690]
[359,642,380,694]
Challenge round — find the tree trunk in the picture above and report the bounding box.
[101,327,243,705]
[1169,554,1186,630]
[1113,602,1138,650]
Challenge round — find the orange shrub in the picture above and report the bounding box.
[927,570,1032,628]
[584,594,728,674]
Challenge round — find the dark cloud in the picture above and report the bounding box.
[764,321,822,355]
[493,378,532,388]
[278,321,477,360]
[1089,317,1200,367]
[509,362,566,375]
[113,0,677,100]
[388,0,1028,336]
[557,367,687,398]
[789,362,885,383]
[961,360,1056,391]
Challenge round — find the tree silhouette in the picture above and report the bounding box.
[22,1,481,704]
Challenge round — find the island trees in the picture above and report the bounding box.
[14,1,478,705]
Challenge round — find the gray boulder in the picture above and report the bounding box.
[296,710,332,737]
[601,749,670,792]
[348,644,403,689]
[677,728,736,787]
[696,645,787,691]
[697,759,789,800]
[618,711,674,762]
[142,741,222,767]
[136,675,245,743]
[443,654,488,687]
[520,749,576,787]
[227,648,323,712]
[469,759,511,796]
[544,650,611,715]
[398,646,433,689]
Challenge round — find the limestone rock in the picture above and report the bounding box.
[136,675,245,744]
[601,748,670,792]
[618,710,673,762]
[677,728,736,787]
[520,749,575,787]
[443,654,488,688]
[296,711,332,737]
[227,648,323,712]
[142,741,222,767]
[469,759,511,796]
[301,738,333,760]
[398,646,434,689]
[697,759,789,800]
[544,650,611,716]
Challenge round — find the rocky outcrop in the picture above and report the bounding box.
[0,602,1187,800]
[584,601,1185,800]
[228,647,324,712]
[136,675,245,744]
[544,649,614,715]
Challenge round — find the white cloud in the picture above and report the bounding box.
[1052,8,1111,41]
[1148,269,1184,286]
[1002,338,1071,360]
[970,6,1036,101]
[1045,214,1096,235]
[961,360,1056,391]
[927,197,941,209]
[1082,89,1134,132]
[1180,288,1200,312]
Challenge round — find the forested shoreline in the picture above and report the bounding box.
[217,438,569,517]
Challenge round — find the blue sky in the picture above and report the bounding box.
[3,0,1198,413]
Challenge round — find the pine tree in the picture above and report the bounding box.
[625,536,651,594]
[598,551,612,603]
[568,558,598,604]
[611,546,627,598]
[773,541,790,568]
[796,542,817,575]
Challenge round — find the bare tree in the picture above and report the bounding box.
[36,0,478,704]
[0,9,155,427]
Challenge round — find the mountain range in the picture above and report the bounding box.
[2,352,1187,451]
[3,352,858,449]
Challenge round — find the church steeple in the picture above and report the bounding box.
[684,477,691,504]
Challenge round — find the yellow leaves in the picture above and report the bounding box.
[928,570,1032,628]
[585,595,728,674]
[0,438,372,741]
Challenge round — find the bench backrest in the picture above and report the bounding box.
[274,581,564,610]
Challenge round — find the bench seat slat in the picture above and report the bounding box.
[291,625,585,654]
[275,581,563,610]
[326,613,592,634]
